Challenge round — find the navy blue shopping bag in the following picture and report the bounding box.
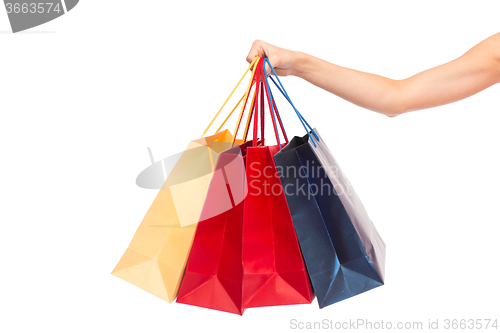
[273,130,385,308]
[263,58,386,308]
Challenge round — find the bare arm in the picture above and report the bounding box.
[247,34,500,117]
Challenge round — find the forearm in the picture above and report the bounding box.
[399,43,500,113]
[291,34,500,116]
[292,53,404,116]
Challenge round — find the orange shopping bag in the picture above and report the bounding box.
[112,58,260,302]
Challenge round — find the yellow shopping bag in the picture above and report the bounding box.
[112,58,260,303]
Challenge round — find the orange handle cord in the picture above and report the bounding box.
[201,57,260,137]
[242,84,258,142]
[232,56,261,145]
[214,82,256,134]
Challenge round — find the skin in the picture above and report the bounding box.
[247,34,500,117]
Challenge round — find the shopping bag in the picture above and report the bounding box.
[112,130,237,303]
[176,141,253,315]
[177,58,262,314]
[267,63,386,308]
[112,59,260,303]
[242,144,315,308]
[241,58,313,309]
[178,58,313,313]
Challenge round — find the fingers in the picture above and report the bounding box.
[246,40,276,76]
[246,40,267,64]
[246,40,293,77]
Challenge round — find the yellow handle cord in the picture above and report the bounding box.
[201,57,260,137]
[242,84,258,142]
[214,82,256,134]
[232,56,260,140]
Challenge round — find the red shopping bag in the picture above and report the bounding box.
[241,60,313,308]
[242,145,314,307]
[176,141,253,314]
[178,57,313,314]
[176,60,262,315]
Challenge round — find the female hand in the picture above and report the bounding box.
[246,40,299,77]
[246,34,500,116]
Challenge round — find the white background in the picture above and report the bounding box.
[1,1,499,332]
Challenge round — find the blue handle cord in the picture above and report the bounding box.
[262,59,286,149]
[264,58,320,147]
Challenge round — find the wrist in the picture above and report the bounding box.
[291,52,310,78]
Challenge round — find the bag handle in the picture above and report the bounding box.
[267,76,288,144]
[252,60,287,147]
[252,61,263,146]
[202,57,260,137]
[232,57,262,145]
[264,58,320,147]
[214,89,250,134]
[262,59,289,147]
[260,80,265,144]
[242,83,259,142]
